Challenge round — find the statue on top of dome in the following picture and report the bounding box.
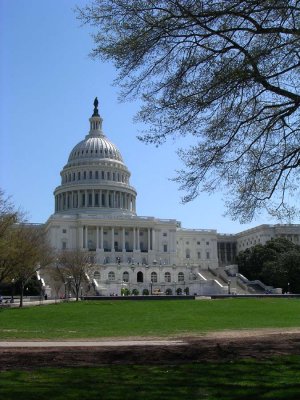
[92,97,99,117]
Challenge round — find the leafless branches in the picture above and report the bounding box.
[78,0,300,221]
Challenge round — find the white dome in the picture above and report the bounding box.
[53,98,137,217]
[68,135,123,164]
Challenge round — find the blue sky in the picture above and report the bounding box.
[0,0,292,233]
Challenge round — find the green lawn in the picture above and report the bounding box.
[0,298,300,340]
[1,357,300,400]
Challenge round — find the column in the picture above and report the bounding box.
[148,228,151,251]
[85,226,88,249]
[99,190,102,207]
[122,228,126,251]
[133,228,136,251]
[100,227,104,250]
[106,191,109,207]
[113,191,116,208]
[79,226,84,249]
[92,189,95,207]
[96,227,99,250]
[111,227,114,251]
[85,190,88,207]
[137,228,140,250]
[152,229,156,252]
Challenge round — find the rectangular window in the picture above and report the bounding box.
[197,252,201,259]
[206,251,210,259]
[84,171,87,179]
[62,229,67,234]
[62,241,67,250]
[163,244,168,252]
[89,171,92,179]
[95,171,99,179]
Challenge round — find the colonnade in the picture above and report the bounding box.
[55,189,136,212]
[217,242,237,264]
[79,226,156,252]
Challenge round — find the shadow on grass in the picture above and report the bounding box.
[1,356,300,399]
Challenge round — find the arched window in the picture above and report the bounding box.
[94,271,100,283]
[165,272,171,283]
[178,272,184,282]
[123,271,129,282]
[108,271,115,281]
[137,271,143,283]
[151,272,157,283]
[186,249,191,259]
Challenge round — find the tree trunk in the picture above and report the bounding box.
[19,282,24,308]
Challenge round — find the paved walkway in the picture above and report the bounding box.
[0,339,185,348]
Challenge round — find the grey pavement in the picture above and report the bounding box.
[0,340,185,348]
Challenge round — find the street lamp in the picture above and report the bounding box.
[228,280,231,295]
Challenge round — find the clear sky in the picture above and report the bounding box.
[0,0,295,234]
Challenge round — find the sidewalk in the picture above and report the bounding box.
[0,339,185,348]
[0,298,77,308]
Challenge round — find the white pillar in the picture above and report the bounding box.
[85,226,88,249]
[111,227,115,251]
[137,228,140,250]
[79,226,84,248]
[133,228,136,250]
[152,229,155,251]
[100,227,104,250]
[122,228,126,251]
[148,228,151,251]
[96,227,99,250]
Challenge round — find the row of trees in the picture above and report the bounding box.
[237,238,300,293]
[0,190,93,306]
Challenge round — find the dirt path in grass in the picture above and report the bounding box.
[1,328,300,370]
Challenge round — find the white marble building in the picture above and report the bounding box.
[45,99,300,296]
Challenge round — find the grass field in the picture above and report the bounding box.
[1,299,300,399]
[0,298,300,339]
[1,357,300,399]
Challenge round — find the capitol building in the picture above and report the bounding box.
[45,99,300,296]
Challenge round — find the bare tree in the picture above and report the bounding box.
[10,224,54,307]
[57,249,92,301]
[0,190,24,284]
[77,0,300,222]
